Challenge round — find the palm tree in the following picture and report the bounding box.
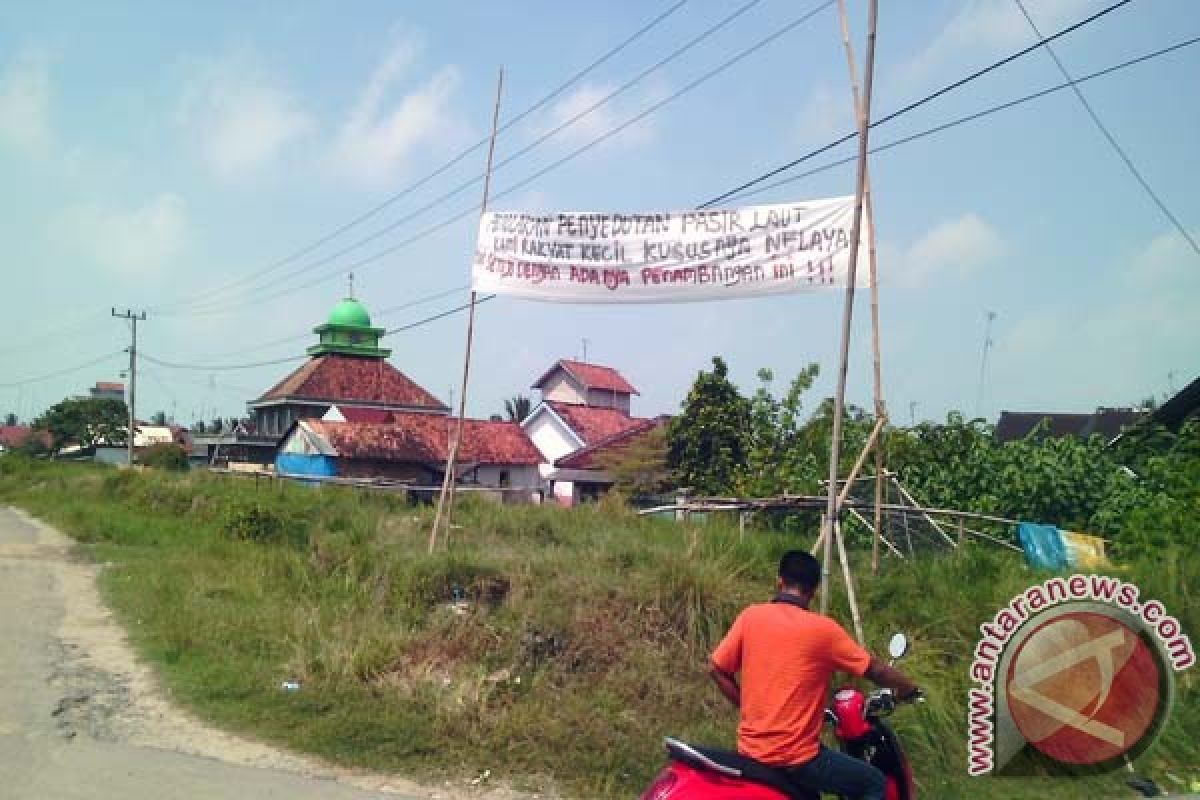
[504,394,532,423]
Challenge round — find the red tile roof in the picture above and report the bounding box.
[532,359,639,395]
[333,407,395,423]
[94,382,125,391]
[0,426,52,450]
[306,414,541,466]
[546,401,646,445]
[256,355,447,411]
[555,415,670,469]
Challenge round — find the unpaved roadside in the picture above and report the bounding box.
[0,506,550,800]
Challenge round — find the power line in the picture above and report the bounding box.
[153,0,690,315]
[168,0,836,319]
[1013,0,1198,257]
[131,29,1200,373]
[718,34,1200,202]
[698,0,1135,208]
[139,351,308,372]
[169,0,780,317]
[0,350,125,388]
[383,294,497,335]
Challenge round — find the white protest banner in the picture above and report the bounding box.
[470,196,870,303]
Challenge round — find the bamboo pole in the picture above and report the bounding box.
[429,69,504,554]
[811,416,885,557]
[847,506,904,559]
[834,518,866,643]
[820,0,878,614]
[890,474,956,547]
[834,0,888,581]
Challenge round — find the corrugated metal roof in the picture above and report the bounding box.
[304,414,541,466]
[256,354,447,410]
[531,359,639,395]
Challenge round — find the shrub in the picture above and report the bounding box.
[139,443,190,471]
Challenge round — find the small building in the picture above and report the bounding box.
[276,415,542,499]
[88,381,126,403]
[0,425,51,453]
[191,295,447,468]
[521,359,652,505]
[552,416,670,503]
[995,408,1147,444]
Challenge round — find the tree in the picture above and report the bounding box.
[504,394,532,423]
[595,426,673,500]
[139,442,189,471]
[4,413,16,427]
[667,357,751,496]
[34,397,128,451]
[735,364,822,497]
[151,410,167,426]
[193,420,207,434]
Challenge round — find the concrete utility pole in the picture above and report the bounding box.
[112,309,146,466]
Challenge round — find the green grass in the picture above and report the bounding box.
[1,456,1196,798]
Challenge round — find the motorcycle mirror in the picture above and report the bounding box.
[888,633,909,660]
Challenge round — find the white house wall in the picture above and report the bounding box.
[473,465,541,490]
[539,370,586,405]
[523,407,582,465]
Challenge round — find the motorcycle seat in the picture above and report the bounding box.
[663,738,817,800]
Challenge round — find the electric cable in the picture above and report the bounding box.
[0,351,125,388]
[152,0,691,314]
[169,0,790,317]
[1013,0,1198,256]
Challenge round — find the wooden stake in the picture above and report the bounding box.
[847,506,904,559]
[811,415,884,557]
[834,517,866,643]
[820,0,879,615]
[429,68,504,554]
[891,474,956,548]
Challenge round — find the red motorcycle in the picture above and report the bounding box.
[641,634,919,800]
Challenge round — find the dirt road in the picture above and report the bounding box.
[0,507,528,800]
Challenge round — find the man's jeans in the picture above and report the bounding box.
[783,745,886,800]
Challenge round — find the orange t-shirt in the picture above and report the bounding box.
[711,601,871,766]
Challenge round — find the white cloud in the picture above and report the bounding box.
[328,31,467,185]
[537,81,663,150]
[997,229,1199,406]
[60,194,189,275]
[890,213,1005,287]
[180,54,313,178]
[796,84,852,146]
[0,47,53,156]
[902,0,1096,86]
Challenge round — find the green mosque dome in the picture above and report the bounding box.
[327,298,372,328]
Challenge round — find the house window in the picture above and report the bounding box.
[498,470,511,487]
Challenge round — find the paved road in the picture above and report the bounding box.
[0,506,409,800]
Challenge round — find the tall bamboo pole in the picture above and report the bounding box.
[429,69,504,554]
[820,0,878,614]
[834,0,888,578]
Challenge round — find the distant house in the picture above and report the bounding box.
[994,408,1147,444]
[0,425,51,453]
[521,359,652,505]
[88,381,125,403]
[553,416,671,502]
[276,416,542,495]
[1150,375,1200,431]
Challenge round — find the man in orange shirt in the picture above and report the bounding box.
[711,550,919,799]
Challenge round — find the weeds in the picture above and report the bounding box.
[0,456,1195,798]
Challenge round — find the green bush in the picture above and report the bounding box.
[138,443,190,471]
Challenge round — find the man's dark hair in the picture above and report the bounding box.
[778,550,821,592]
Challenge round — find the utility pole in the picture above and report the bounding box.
[112,309,146,466]
[975,311,997,419]
[581,338,589,363]
[909,401,919,427]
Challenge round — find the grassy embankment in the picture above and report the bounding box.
[0,457,1195,798]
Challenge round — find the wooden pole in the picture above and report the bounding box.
[847,506,904,559]
[811,415,884,556]
[834,0,888,582]
[820,0,878,615]
[834,517,866,643]
[429,68,504,554]
[890,474,956,548]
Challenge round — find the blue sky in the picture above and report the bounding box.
[1,0,1197,427]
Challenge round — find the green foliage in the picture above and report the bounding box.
[4,412,16,426]
[734,365,822,497]
[667,357,751,495]
[0,460,1196,799]
[34,396,128,450]
[503,394,532,423]
[594,426,674,500]
[139,442,190,471]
